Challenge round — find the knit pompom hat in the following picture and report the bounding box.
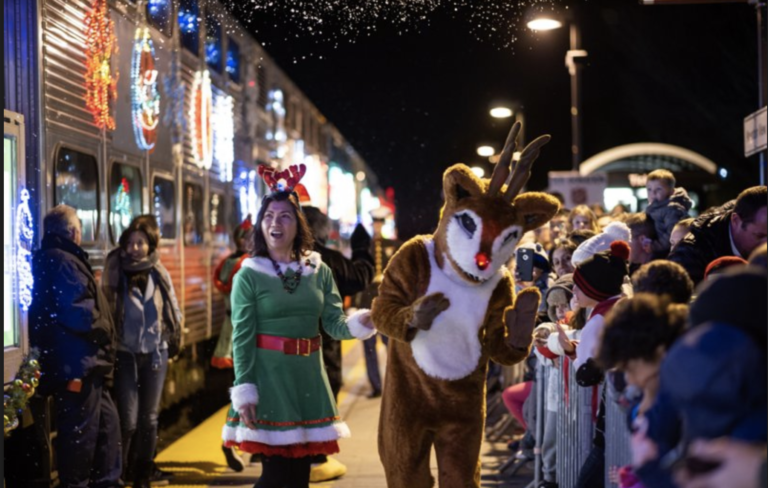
[545,273,574,322]
[571,221,631,267]
[573,241,630,302]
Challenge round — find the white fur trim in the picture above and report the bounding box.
[241,251,322,277]
[574,314,605,370]
[346,309,376,340]
[410,240,504,381]
[571,221,631,267]
[222,421,351,446]
[230,384,259,410]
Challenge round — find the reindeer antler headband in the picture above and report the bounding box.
[487,121,551,203]
[258,164,307,197]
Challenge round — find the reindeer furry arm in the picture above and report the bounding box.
[371,237,432,342]
[483,273,536,366]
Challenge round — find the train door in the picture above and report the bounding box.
[4,110,31,383]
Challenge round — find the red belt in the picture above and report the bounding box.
[256,334,321,356]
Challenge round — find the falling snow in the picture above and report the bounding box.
[215,0,567,54]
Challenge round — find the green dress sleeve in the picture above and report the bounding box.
[231,269,259,387]
[319,263,356,341]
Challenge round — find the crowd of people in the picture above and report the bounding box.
[26,165,766,488]
[498,173,767,488]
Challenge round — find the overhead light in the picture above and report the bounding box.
[527,18,563,31]
[477,146,495,157]
[471,166,485,178]
[356,171,366,182]
[490,107,513,119]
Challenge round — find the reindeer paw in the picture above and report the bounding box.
[409,293,451,331]
[504,287,542,349]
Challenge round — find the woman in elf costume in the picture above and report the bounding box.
[222,164,375,488]
[213,216,253,472]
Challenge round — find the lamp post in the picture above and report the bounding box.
[527,12,588,171]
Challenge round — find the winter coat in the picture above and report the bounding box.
[645,187,692,256]
[29,234,116,392]
[668,202,735,285]
[314,243,374,298]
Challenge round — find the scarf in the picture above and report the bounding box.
[103,248,181,356]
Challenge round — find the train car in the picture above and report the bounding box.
[4,0,392,408]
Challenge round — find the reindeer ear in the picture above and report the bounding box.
[443,164,485,208]
[513,192,561,232]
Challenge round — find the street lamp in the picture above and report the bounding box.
[490,107,513,119]
[477,145,495,157]
[527,9,588,171]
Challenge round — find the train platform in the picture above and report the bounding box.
[154,340,533,487]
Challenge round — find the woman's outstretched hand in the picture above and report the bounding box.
[239,404,258,429]
[358,311,374,329]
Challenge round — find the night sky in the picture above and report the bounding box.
[224,0,762,239]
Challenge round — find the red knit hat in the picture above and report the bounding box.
[573,241,630,302]
[704,256,748,280]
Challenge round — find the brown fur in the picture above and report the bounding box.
[372,163,559,488]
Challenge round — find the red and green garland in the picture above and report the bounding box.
[4,348,41,436]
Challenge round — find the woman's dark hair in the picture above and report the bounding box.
[632,260,694,304]
[119,214,160,254]
[249,192,315,260]
[596,293,687,370]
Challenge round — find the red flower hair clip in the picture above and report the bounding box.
[258,164,307,194]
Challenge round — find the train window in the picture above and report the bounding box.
[146,0,172,37]
[178,0,199,54]
[183,182,204,246]
[54,147,100,242]
[226,37,241,84]
[152,176,176,240]
[109,163,143,244]
[205,10,222,73]
[210,192,228,243]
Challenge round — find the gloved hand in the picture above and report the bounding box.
[350,223,372,252]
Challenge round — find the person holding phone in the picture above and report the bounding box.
[515,242,553,315]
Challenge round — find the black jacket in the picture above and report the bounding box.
[668,203,735,285]
[314,243,374,298]
[29,234,117,392]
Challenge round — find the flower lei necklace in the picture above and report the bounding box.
[269,257,315,293]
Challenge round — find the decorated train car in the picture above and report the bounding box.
[3,0,396,410]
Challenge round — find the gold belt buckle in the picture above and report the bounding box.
[297,338,312,356]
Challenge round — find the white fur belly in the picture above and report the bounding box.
[410,241,503,381]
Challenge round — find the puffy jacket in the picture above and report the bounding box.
[668,202,735,285]
[29,234,116,392]
[646,187,692,256]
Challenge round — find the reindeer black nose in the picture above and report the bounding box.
[475,252,490,271]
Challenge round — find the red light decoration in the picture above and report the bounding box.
[84,0,118,131]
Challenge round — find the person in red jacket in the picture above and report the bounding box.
[212,216,253,471]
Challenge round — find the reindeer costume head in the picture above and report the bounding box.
[370,121,560,488]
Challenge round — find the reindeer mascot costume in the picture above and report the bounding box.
[371,122,560,488]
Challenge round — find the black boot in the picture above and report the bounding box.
[222,445,245,472]
[133,462,152,488]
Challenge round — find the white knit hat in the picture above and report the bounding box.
[571,221,631,267]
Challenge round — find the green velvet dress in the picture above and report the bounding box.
[222,252,358,457]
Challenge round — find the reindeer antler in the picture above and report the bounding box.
[258,164,307,193]
[502,134,551,202]
[284,164,307,191]
[487,122,521,197]
[258,165,279,191]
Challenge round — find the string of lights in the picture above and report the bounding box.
[214,92,235,182]
[84,0,118,131]
[190,70,213,170]
[16,189,34,312]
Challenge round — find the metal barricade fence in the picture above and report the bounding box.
[555,357,596,488]
[604,377,633,487]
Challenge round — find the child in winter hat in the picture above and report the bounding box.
[566,241,631,384]
[571,221,631,267]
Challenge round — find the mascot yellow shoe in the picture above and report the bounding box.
[309,456,347,482]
